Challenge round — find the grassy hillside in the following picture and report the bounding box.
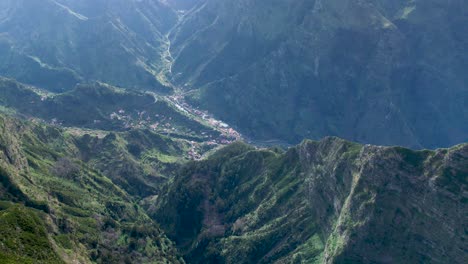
[154,138,467,263]
[0,78,219,142]
[0,113,185,263]
[0,0,177,92]
[0,203,63,264]
[0,111,466,263]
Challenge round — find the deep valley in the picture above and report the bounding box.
[0,0,466,263]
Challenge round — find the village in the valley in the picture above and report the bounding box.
[106,92,242,160]
[36,82,243,161]
[167,94,241,141]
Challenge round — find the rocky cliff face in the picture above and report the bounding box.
[155,138,467,263]
[170,0,468,148]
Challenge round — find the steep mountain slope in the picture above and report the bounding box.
[0,113,186,263]
[1,0,465,148]
[0,203,64,263]
[154,139,467,263]
[0,0,177,92]
[73,128,189,197]
[0,110,466,263]
[0,78,219,141]
[0,1,465,263]
[170,0,468,148]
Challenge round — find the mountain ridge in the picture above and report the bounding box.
[0,112,185,263]
[0,109,466,263]
[0,1,466,263]
[0,0,178,92]
[0,0,466,148]
[168,0,468,149]
[154,137,467,263]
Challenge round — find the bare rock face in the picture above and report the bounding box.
[155,138,467,263]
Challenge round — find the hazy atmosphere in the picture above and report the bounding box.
[0,0,466,263]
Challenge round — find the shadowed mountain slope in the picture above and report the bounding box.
[0,0,177,92]
[170,0,468,149]
[0,0,466,148]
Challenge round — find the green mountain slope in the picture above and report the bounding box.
[0,0,177,92]
[0,0,466,148]
[0,203,63,264]
[154,138,467,263]
[0,78,219,142]
[170,0,468,149]
[0,1,466,263]
[0,113,185,263]
[0,111,466,263]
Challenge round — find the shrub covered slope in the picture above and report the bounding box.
[0,113,185,263]
[155,139,467,263]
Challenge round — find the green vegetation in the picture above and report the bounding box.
[0,1,466,263]
[0,0,178,92]
[155,138,468,263]
[0,79,218,141]
[172,0,467,149]
[3,0,466,149]
[0,204,63,264]
[0,113,184,263]
[0,111,466,263]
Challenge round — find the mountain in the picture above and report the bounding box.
[0,77,219,142]
[0,113,185,263]
[0,0,466,148]
[0,2,466,263]
[0,111,466,263]
[169,0,468,148]
[0,0,177,92]
[154,138,467,263]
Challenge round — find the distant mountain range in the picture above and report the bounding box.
[169,0,468,149]
[0,0,466,148]
[0,1,467,263]
[0,0,176,92]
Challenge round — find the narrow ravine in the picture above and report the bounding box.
[154,12,244,151]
